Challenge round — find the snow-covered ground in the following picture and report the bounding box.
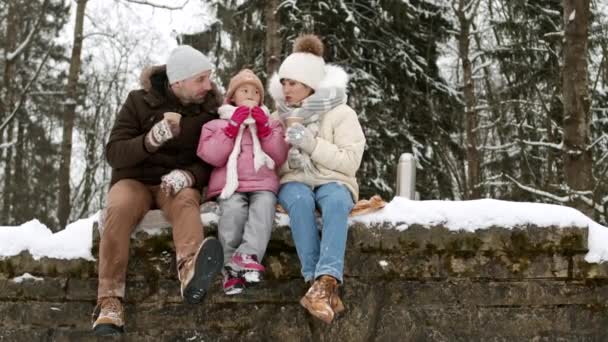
[0,213,99,261]
[1,198,607,263]
[11,273,44,283]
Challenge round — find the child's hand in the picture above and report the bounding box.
[251,107,271,137]
[251,106,268,124]
[231,106,250,124]
[224,106,250,138]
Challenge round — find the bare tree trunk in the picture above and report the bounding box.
[13,119,26,222]
[1,0,18,223]
[603,46,608,85]
[1,124,14,224]
[264,0,280,109]
[455,0,481,199]
[58,0,87,229]
[562,0,593,215]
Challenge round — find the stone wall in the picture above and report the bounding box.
[1,213,608,341]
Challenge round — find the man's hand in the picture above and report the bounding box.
[145,113,182,152]
[160,169,194,195]
[285,123,316,154]
[163,112,182,128]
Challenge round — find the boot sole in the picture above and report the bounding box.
[93,323,124,336]
[183,237,223,304]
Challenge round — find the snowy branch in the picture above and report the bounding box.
[0,47,52,132]
[29,91,67,96]
[0,140,17,150]
[519,139,563,151]
[505,175,569,203]
[587,134,608,150]
[543,31,564,38]
[6,27,36,62]
[5,0,47,62]
[596,151,608,165]
[575,193,605,215]
[506,176,604,215]
[118,0,190,10]
[479,142,516,151]
[473,117,501,132]
[540,8,561,16]
[472,60,493,75]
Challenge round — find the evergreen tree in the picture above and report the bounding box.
[0,0,70,228]
[185,0,460,200]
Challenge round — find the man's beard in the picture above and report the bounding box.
[179,91,207,105]
[188,91,207,104]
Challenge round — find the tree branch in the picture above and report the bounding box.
[505,174,570,202]
[5,0,49,62]
[119,0,190,10]
[0,47,52,132]
[0,140,17,149]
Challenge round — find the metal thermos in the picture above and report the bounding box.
[396,153,416,199]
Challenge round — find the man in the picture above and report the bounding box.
[92,45,223,336]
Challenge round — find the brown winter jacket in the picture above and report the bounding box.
[105,65,222,191]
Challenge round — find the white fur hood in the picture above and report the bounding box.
[268,64,349,102]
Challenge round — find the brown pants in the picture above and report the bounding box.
[97,179,204,299]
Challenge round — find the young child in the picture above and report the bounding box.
[197,69,288,295]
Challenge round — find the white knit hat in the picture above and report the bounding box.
[166,45,213,84]
[278,35,326,90]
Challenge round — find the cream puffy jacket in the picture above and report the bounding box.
[268,65,366,201]
[279,104,365,200]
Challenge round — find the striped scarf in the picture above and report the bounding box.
[278,87,347,173]
[277,87,347,123]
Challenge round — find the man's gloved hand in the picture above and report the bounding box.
[160,169,194,195]
[285,123,316,154]
[145,112,182,152]
[223,106,250,138]
[251,106,271,138]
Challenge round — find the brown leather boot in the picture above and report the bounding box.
[300,275,342,324]
[178,237,224,304]
[92,297,124,336]
[330,286,345,315]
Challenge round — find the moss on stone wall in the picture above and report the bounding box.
[1,222,607,341]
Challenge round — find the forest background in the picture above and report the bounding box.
[1,0,607,231]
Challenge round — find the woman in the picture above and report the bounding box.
[268,34,366,324]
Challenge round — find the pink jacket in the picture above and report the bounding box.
[197,119,288,199]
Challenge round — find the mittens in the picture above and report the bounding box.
[145,112,181,152]
[251,106,271,138]
[160,169,194,195]
[285,123,316,154]
[223,106,250,138]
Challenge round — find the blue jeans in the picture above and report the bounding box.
[278,182,354,283]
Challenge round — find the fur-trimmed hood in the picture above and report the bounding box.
[138,64,222,113]
[268,64,349,102]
